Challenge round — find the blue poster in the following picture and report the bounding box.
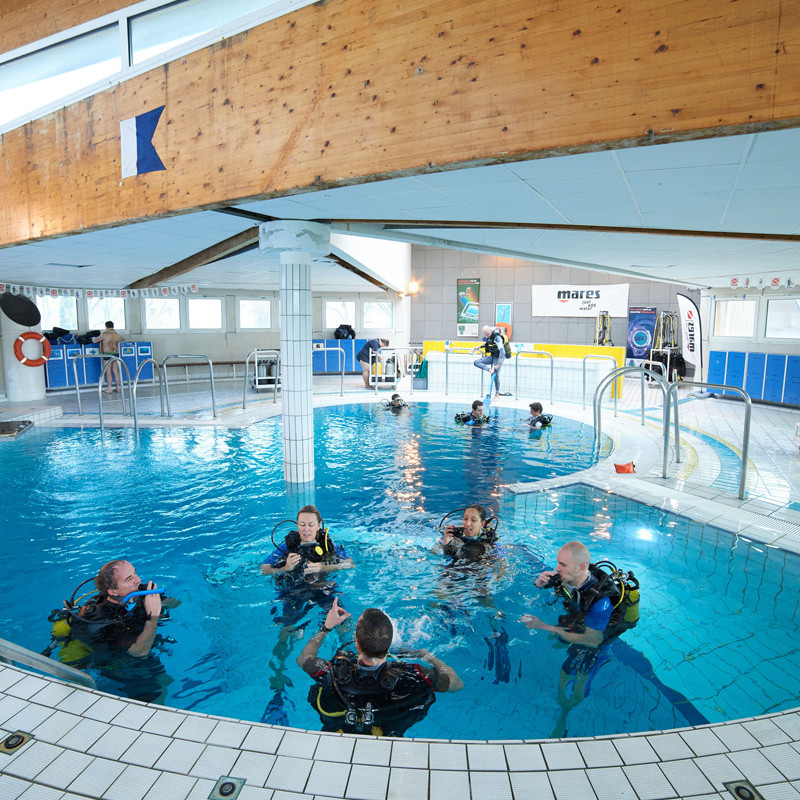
[626,306,656,363]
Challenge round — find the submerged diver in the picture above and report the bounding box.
[260,505,354,723]
[520,541,639,735]
[53,560,180,703]
[298,598,463,737]
[455,399,489,426]
[529,401,553,428]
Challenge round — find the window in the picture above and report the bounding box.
[87,297,126,331]
[713,299,756,337]
[363,300,393,329]
[35,295,78,331]
[325,300,356,329]
[765,298,800,339]
[129,0,272,65]
[144,297,181,329]
[0,26,120,126]
[188,297,222,329]
[239,298,271,329]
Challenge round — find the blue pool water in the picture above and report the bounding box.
[2,402,799,739]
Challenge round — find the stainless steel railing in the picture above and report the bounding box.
[582,354,619,409]
[663,381,752,500]
[593,366,670,445]
[513,349,554,403]
[243,349,280,409]
[162,355,217,418]
[0,636,96,689]
[133,358,165,418]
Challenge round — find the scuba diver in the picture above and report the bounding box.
[45,560,180,703]
[381,393,408,411]
[455,399,489,426]
[260,505,354,724]
[298,599,463,737]
[433,505,510,682]
[471,325,511,398]
[529,401,553,429]
[520,541,639,736]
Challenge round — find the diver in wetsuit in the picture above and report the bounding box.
[520,541,639,736]
[63,560,180,703]
[298,599,463,737]
[261,506,355,723]
[455,400,489,426]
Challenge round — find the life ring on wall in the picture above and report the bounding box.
[495,322,512,340]
[13,331,51,367]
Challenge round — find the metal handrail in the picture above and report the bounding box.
[663,381,752,500]
[162,355,217,418]
[443,341,475,396]
[71,353,123,417]
[385,347,419,395]
[99,358,137,434]
[0,636,96,689]
[320,347,346,396]
[582,354,619,409]
[134,358,165,417]
[593,366,670,445]
[514,349,554,403]
[243,349,280,409]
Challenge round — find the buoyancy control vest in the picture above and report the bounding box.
[483,329,512,359]
[308,650,436,737]
[555,562,639,641]
[276,529,338,573]
[530,414,553,428]
[455,412,489,425]
[442,518,499,561]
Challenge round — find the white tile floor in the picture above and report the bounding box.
[2,374,800,799]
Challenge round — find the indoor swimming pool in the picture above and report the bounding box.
[3,402,798,740]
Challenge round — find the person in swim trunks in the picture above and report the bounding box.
[93,321,125,393]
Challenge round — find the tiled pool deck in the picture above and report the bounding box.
[2,377,800,800]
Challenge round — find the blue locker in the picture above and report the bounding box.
[744,352,765,400]
[724,351,746,396]
[65,346,84,386]
[118,342,137,382]
[82,344,102,384]
[353,339,368,369]
[784,356,800,405]
[45,346,68,389]
[312,340,326,373]
[763,355,786,403]
[136,342,154,380]
[707,351,727,386]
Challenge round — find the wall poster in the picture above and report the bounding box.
[456,278,480,337]
[494,302,512,327]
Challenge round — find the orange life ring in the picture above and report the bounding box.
[13,331,52,367]
[495,322,513,340]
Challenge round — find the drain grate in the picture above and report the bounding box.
[723,780,766,800]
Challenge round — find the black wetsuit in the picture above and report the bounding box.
[70,590,172,703]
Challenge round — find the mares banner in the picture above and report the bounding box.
[626,306,657,364]
[456,278,480,337]
[531,283,629,317]
[676,293,703,375]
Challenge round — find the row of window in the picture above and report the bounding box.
[713,297,800,340]
[36,295,394,333]
[1,0,311,128]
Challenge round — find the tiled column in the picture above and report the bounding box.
[259,221,330,485]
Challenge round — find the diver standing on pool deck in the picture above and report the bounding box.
[472,325,510,398]
[520,541,639,735]
[356,337,389,389]
[298,599,463,737]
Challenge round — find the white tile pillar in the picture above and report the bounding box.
[259,221,330,486]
